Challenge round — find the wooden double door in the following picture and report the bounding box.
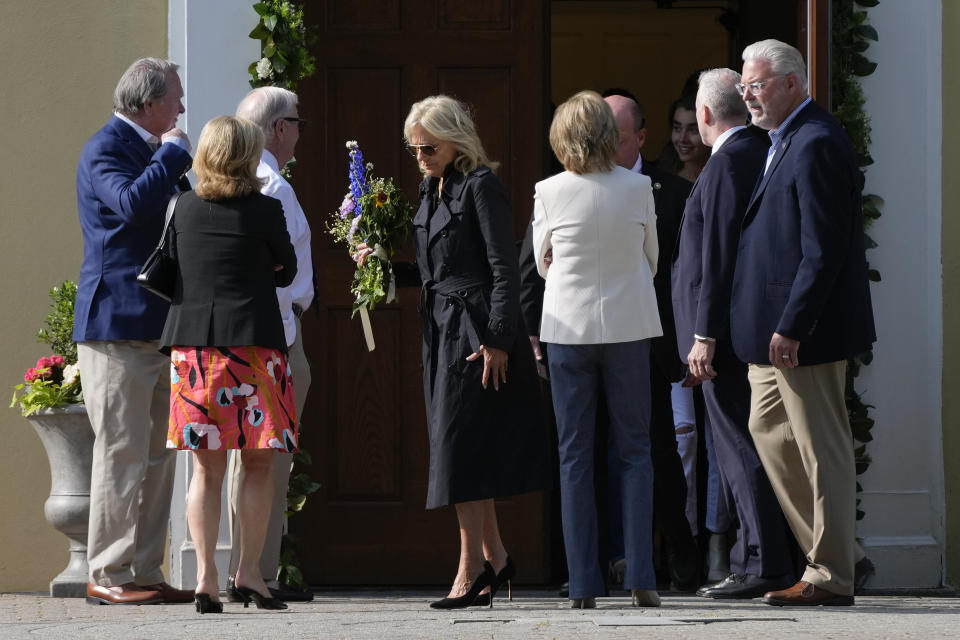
[290,1,550,585]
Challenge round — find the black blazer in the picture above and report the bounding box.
[730,101,876,365]
[160,190,297,353]
[643,162,692,382]
[671,127,769,360]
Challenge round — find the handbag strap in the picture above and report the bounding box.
[157,191,184,250]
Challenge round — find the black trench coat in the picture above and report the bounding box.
[398,165,548,509]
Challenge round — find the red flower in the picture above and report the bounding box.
[50,355,65,367]
[36,357,51,369]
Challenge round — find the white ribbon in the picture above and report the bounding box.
[372,243,396,303]
[359,305,375,351]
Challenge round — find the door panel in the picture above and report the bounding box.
[291,0,548,585]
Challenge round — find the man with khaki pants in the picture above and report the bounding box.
[75,58,194,605]
[227,86,315,601]
[729,40,876,606]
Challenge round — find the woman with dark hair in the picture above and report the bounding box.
[161,115,297,614]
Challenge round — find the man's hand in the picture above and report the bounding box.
[769,332,800,369]
[466,345,508,390]
[161,127,191,150]
[687,339,717,380]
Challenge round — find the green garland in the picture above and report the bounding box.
[832,0,880,520]
[247,1,320,590]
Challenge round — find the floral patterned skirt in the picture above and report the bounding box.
[166,346,298,451]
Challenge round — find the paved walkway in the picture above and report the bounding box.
[2,590,958,639]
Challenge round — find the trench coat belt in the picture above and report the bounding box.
[420,276,489,353]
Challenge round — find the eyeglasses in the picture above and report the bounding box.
[406,143,439,157]
[276,117,307,131]
[735,77,781,96]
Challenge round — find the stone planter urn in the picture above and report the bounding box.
[25,403,94,597]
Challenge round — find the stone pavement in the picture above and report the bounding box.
[1,589,959,640]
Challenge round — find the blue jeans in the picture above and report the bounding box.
[547,340,655,598]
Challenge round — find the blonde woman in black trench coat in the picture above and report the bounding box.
[356,95,546,609]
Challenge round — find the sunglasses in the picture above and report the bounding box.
[406,143,439,157]
[276,116,308,132]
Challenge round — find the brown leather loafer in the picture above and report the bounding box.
[763,580,854,606]
[86,582,161,605]
[142,581,195,604]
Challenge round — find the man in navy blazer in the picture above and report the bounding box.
[671,68,794,599]
[74,58,193,605]
[730,40,876,606]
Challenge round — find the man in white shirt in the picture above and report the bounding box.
[228,86,315,601]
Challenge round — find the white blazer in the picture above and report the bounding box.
[532,167,662,345]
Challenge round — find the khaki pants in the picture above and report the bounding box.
[227,317,311,579]
[79,341,176,587]
[747,361,857,595]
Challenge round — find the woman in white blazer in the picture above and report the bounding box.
[533,90,662,609]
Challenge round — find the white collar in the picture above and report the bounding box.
[630,153,643,174]
[114,112,158,146]
[711,125,747,154]
[261,148,281,173]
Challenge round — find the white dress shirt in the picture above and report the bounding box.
[114,112,191,153]
[258,149,314,347]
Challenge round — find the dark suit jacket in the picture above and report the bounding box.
[671,127,769,360]
[643,162,692,382]
[159,190,296,353]
[730,101,876,365]
[74,115,192,341]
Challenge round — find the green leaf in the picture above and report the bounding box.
[852,53,878,76]
[249,23,270,40]
[248,61,259,75]
[863,233,877,250]
[868,269,881,282]
[265,14,278,31]
[858,350,874,366]
[263,41,276,57]
[856,24,879,41]
[253,2,270,16]
[855,0,879,6]
[856,509,865,521]
[862,193,885,208]
[851,39,870,53]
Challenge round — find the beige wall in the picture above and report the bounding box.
[0,2,166,592]
[943,0,960,589]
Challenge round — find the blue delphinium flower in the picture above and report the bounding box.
[346,140,368,207]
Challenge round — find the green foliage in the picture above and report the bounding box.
[276,448,321,589]
[248,1,317,90]
[36,280,78,364]
[11,280,82,416]
[833,0,879,519]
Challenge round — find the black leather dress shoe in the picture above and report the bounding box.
[696,573,738,597]
[700,573,795,599]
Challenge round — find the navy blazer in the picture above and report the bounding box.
[159,190,296,354]
[74,116,192,341]
[671,127,769,360]
[730,101,876,365]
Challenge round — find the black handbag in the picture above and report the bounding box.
[136,191,183,301]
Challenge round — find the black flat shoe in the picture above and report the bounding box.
[194,593,223,614]
[234,584,288,610]
[430,562,497,609]
[472,556,517,606]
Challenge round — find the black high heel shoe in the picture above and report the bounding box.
[234,585,288,610]
[194,593,223,614]
[472,556,516,607]
[430,562,497,609]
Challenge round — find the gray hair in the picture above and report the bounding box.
[236,86,299,143]
[404,95,498,175]
[697,68,749,124]
[113,58,180,116]
[741,39,808,90]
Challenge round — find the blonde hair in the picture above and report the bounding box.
[549,91,618,174]
[403,95,499,175]
[194,116,266,200]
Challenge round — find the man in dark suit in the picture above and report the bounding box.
[603,92,699,591]
[671,68,795,599]
[75,58,193,605]
[730,40,876,606]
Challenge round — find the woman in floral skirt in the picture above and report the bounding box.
[160,115,297,613]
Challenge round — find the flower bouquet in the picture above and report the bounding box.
[10,281,83,416]
[328,141,413,350]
